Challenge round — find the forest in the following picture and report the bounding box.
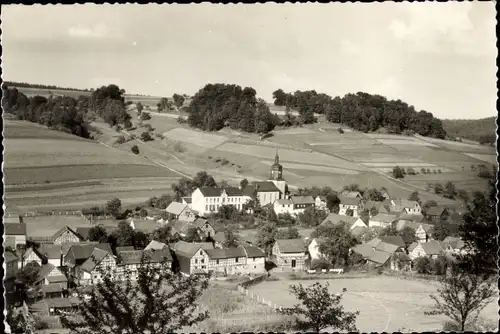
[187,83,279,133]
[2,84,131,138]
[3,81,92,92]
[441,117,496,144]
[272,89,447,138]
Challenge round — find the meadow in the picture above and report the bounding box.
[248,276,499,332]
[23,215,93,238]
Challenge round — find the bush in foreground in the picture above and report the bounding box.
[131,145,140,155]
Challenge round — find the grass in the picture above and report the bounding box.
[163,128,228,149]
[248,276,498,332]
[24,215,92,238]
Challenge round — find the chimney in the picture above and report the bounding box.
[60,247,64,267]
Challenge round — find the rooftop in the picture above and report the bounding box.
[4,223,27,235]
[275,239,306,253]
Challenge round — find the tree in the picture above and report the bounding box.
[456,189,470,205]
[457,180,497,277]
[378,225,398,237]
[276,226,300,239]
[136,102,143,114]
[88,226,108,243]
[113,221,135,247]
[266,206,278,222]
[313,222,358,268]
[280,282,359,332]
[133,231,149,249]
[131,145,140,155]
[184,227,202,243]
[256,222,277,256]
[298,207,327,227]
[414,256,432,274]
[326,193,340,213]
[407,167,416,175]
[399,226,417,246]
[425,274,496,331]
[422,200,438,215]
[9,261,40,306]
[105,197,122,217]
[140,131,153,142]
[392,166,404,179]
[408,191,420,204]
[152,226,173,244]
[434,183,444,195]
[222,229,239,248]
[61,254,209,333]
[443,181,457,199]
[345,209,353,217]
[240,178,249,189]
[363,188,385,201]
[172,94,185,108]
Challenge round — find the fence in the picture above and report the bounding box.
[237,275,285,312]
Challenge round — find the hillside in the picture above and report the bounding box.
[3,120,181,211]
[441,117,497,144]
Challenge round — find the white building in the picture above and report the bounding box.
[273,196,315,216]
[338,196,362,217]
[191,186,251,216]
[391,199,421,215]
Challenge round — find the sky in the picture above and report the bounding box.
[2,3,497,119]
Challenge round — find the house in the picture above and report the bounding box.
[290,196,315,213]
[52,226,83,244]
[18,246,44,269]
[273,199,294,215]
[191,186,251,216]
[442,236,466,254]
[4,223,27,249]
[363,201,391,217]
[128,219,162,234]
[378,236,406,249]
[243,181,282,206]
[205,247,247,276]
[79,248,116,285]
[37,242,101,268]
[408,240,448,260]
[267,149,289,196]
[314,196,328,211]
[320,213,367,231]
[116,249,173,280]
[169,217,216,239]
[395,221,433,243]
[166,202,197,222]
[352,237,410,271]
[35,263,68,289]
[308,238,326,260]
[171,241,215,275]
[369,213,399,228]
[391,199,421,215]
[341,190,363,199]
[181,197,192,208]
[425,206,450,224]
[5,250,19,279]
[241,245,266,274]
[272,239,307,271]
[338,196,362,217]
[144,240,168,251]
[40,283,67,299]
[30,297,81,316]
[64,243,113,283]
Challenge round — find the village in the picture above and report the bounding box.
[4,150,470,322]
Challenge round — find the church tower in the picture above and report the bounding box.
[269,149,288,198]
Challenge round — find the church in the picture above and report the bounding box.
[242,150,289,206]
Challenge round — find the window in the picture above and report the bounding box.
[291,259,296,268]
[200,251,203,255]
[205,205,208,211]
[202,265,206,269]
[216,259,219,264]
[253,257,256,261]
[201,259,204,264]
[195,259,198,264]
[235,257,239,263]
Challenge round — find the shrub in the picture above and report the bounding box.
[115,135,126,145]
[414,256,431,274]
[392,166,404,179]
[338,128,344,134]
[144,123,154,132]
[177,117,187,124]
[221,159,230,165]
[310,258,332,270]
[131,145,140,155]
[140,112,151,121]
[421,168,427,174]
[140,132,153,142]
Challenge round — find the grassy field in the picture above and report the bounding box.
[23,215,94,238]
[248,276,498,332]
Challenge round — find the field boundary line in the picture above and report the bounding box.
[356,291,391,332]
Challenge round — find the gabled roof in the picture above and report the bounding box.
[420,240,447,255]
[379,236,406,248]
[5,250,18,263]
[352,244,392,265]
[182,197,192,204]
[38,242,99,260]
[252,181,281,193]
[205,247,246,260]
[46,275,68,283]
[275,199,293,205]
[426,206,448,216]
[4,223,27,235]
[116,246,135,253]
[41,283,65,294]
[351,226,369,237]
[242,245,266,258]
[395,221,432,233]
[339,196,362,206]
[223,187,244,196]
[275,239,306,253]
[172,241,214,258]
[52,226,82,242]
[291,196,315,205]
[65,243,112,265]
[370,213,399,224]
[144,240,167,251]
[36,263,57,282]
[397,213,424,222]
[192,218,210,229]
[166,202,188,215]
[80,248,113,273]
[392,199,419,209]
[321,213,359,228]
[342,191,362,198]
[197,187,223,197]
[130,219,160,233]
[118,249,173,265]
[443,236,465,250]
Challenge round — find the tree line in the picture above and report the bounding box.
[2,84,132,139]
[187,84,279,133]
[273,89,447,138]
[3,81,92,92]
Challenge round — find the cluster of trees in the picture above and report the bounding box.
[171,171,217,200]
[4,81,92,92]
[441,117,496,145]
[187,84,279,133]
[89,84,132,128]
[273,89,447,138]
[2,85,92,138]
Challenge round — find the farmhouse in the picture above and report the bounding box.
[241,245,266,273]
[320,213,367,231]
[242,181,281,206]
[314,196,328,210]
[64,243,113,283]
[5,250,19,280]
[352,237,410,271]
[390,199,421,215]
[205,247,247,276]
[30,297,81,317]
[369,213,399,228]
[273,196,315,216]
[128,218,162,234]
[52,226,83,244]
[272,239,307,271]
[395,221,433,243]
[408,240,447,260]
[19,246,44,269]
[4,223,27,249]
[169,217,216,239]
[191,186,250,216]
[35,263,68,289]
[363,201,391,217]
[79,248,116,285]
[144,240,168,251]
[338,196,362,217]
[442,236,466,254]
[171,241,214,275]
[116,249,173,280]
[165,202,197,222]
[273,199,294,215]
[425,206,450,224]
[341,190,363,198]
[37,242,103,268]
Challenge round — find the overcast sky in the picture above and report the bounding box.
[2,3,496,119]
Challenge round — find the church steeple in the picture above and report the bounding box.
[274,149,280,165]
[270,149,283,180]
